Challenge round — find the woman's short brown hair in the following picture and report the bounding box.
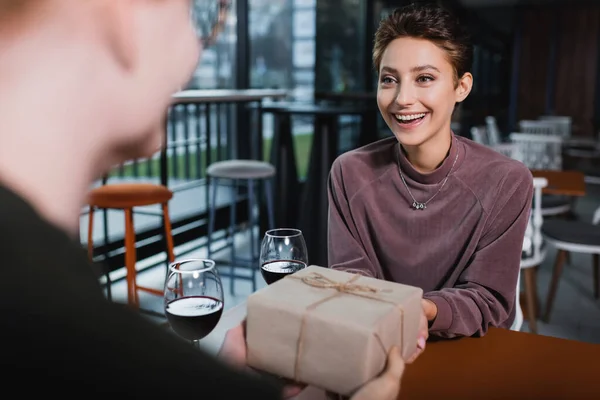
[373,2,473,82]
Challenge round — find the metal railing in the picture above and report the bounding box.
[85,89,288,276]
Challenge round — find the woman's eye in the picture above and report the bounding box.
[381,77,395,84]
[417,75,434,83]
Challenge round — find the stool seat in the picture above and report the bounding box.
[86,182,175,308]
[88,183,173,209]
[207,160,276,180]
[543,219,600,248]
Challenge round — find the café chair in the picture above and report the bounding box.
[539,115,572,139]
[470,126,489,146]
[509,132,571,218]
[518,120,560,136]
[542,205,600,323]
[511,273,524,332]
[86,183,175,309]
[485,116,502,146]
[516,176,548,334]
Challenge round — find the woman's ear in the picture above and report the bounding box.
[454,72,473,103]
[96,0,137,71]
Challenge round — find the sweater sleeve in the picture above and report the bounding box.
[424,168,534,338]
[327,158,382,279]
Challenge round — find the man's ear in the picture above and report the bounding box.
[97,0,137,71]
[454,72,473,103]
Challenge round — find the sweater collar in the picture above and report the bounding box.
[396,134,461,185]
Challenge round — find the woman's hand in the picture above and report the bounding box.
[218,321,305,399]
[405,299,433,364]
[422,298,438,321]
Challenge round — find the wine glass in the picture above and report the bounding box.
[259,228,308,285]
[164,259,224,347]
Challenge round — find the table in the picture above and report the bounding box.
[260,102,378,267]
[563,136,600,150]
[530,169,586,197]
[204,303,600,400]
[399,327,600,399]
[562,146,600,185]
[171,89,289,104]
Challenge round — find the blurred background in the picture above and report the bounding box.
[82,0,600,344]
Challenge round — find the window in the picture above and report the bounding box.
[187,0,238,89]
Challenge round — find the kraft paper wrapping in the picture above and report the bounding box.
[246,265,423,396]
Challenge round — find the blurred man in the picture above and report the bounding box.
[0,1,404,398]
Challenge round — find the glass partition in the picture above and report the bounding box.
[187,0,238,89]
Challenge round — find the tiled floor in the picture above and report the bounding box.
[100,184,600,345]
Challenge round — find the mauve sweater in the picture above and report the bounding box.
[327,134,533,338]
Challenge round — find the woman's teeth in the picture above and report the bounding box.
[394,113,426,122]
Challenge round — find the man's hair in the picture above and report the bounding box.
[372,2,473,81]
[0,0,39,25]
[0,0,32,14]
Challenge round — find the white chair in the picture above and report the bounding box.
[491,143,516,158]
[509,132,563,170]
[541,205,600,323]
[485,116,502,146]
[470,126,488,145]
[518,120,559,136]
[511,272,524,332]
[509,132,570,217]
[512,176,548,333]
[470,122,515,158]
[539,115,572,139]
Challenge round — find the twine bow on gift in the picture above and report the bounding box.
[287,271,402,384]
[298,272,386,295]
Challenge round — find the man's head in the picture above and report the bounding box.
[0,0,209,164]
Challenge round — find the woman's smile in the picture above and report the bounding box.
[391,112,430,130]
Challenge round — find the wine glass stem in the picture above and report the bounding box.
[191,340,200,348]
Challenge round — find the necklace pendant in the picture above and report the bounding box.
[412,201,426,210]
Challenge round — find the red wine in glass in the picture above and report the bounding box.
[165,295,224,341]
[164,259,224,346]
[261,260,307,285]
[260,229,308,285]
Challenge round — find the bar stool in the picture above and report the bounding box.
[86,183,175,309]
[207,160,276,294]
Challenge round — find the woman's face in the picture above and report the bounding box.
[376,37,472,148]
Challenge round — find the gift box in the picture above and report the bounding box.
[246,265,423,396]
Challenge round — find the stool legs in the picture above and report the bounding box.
[207,177,219,259]
[206,177,275,296]
[594,254,599,299]
[87,207,112,301]
[162,203,175,266]
[523,267,538,334]
[87,208,95,263]
[124,208,139,308]
[264,179,275,231]
[248,179,257,292]
[543,249,568,323]
[229,179,238,296]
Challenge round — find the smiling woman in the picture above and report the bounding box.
[327,2,534,352]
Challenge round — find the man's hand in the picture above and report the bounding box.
[349,346,405,400]
[218,321,305,399]
[217,322,247,368]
